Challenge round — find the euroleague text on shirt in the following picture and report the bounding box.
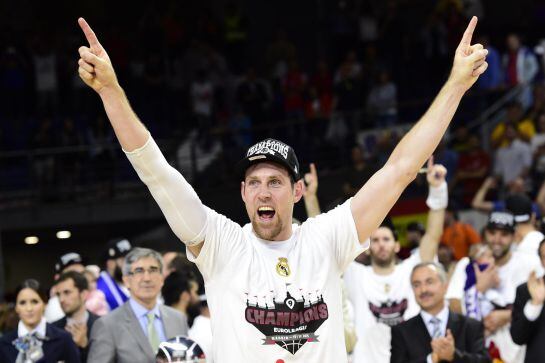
[245,290,329,354]
[246,140,289,159]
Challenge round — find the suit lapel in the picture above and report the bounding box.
[413,315,434,357]
[122,303,154,357]
[160,305,179,339]
[446,311,461,339]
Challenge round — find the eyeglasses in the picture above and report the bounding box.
[128,266,161,277]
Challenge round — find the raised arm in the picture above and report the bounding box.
[351,17,488,242]
[77,18,207,256]
[471,176,496,212]
[419,159,447,262]
[77,17,148,151]
[303,163,321,218]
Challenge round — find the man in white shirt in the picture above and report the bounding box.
[506,193,544,256]
[344,161,447,363]
[446,212,541,362]
[75,16,488,362]
[493,123,532,185]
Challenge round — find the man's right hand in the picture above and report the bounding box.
[77,17,119,94]
[474,262,499,293]
[528,270,545,305]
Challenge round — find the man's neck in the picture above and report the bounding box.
[133,297,157,311]
[68,306,88,322]
[172,301,188,316]
[371,260,396,275]
[423,301,446,316]
[496,251,512,267]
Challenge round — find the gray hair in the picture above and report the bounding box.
[123,247,164,276]
[410,262,448,284]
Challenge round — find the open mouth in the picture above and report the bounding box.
[257,206,276,221]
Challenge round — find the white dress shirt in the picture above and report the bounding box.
[420,306,450,363]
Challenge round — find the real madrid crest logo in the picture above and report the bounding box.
[276,257,291,277]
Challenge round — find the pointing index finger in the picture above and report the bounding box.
[78,17,102,51]
[458,16,478,52]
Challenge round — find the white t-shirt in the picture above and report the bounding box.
[446,252,541,363]
[343,252,422,363]
[514,230,544,257]
[187,200,365,363]
[189,315,213,362]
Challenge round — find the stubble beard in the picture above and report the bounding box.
[252,214,284,241]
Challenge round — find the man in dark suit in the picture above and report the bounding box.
[510,239,545,363]
[391,262,490,363]
[53,271,99,362]
[88,248,188,363]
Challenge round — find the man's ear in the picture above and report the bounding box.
[293,180,304,203]
[122,275,130,289]
[241,181,246,203]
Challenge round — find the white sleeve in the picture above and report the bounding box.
[124,134,208,245]
[303,199,366,273]
[524,301,544,321]
[446,257,470,300]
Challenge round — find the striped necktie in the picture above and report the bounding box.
[430,317,442,338]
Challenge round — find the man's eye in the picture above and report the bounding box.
[270,179,281,186]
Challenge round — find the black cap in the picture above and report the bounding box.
[105,238,132,260]
[486,211,515,233]
[237,138,301,181]
[55,252,84,273]
[505,193,533,223]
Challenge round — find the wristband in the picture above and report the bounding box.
[426,181,448,210]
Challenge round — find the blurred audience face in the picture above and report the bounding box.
[411,264,447,313]
[56,278,87,317]
[186,280,201,310]
[484,228,513,261]
[508,177,525,193]
[107,257,125,282]
[504,123,518,142]
[437,244,454,267]
[15,288,45,329]
[124,257,164,307]
[506,34,521,52]
[369,227,399,267]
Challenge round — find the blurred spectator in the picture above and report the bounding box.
[437,243,456,281]
[446,212,541,362]
[32,42,59,116]
[188,297,212,362]
[282,59,307,121]
[1,46,29,120]
[334,51,362,84]
[223,2,248,74]
[45,252,86,323]
[341,145,376,199]
[53,271,98,362]
[333,61,362,137]
[0,279,80,362]
[0,303,17,336]
[503,33,539,107]
[82,267,108,317]
[510,240,545,363]
[266,29,296,79]
[310,60,333,98]
[96,238,132,311]
[434,140,459,184]
[162,271,200,321]
[493,123,532,185]
[531,113,545,153]
[358,2,378,46]
[366,70,397,127]
[86,115,115,197]
[441,206,481,260]
[191,69,215,146]
[451,133,491,206]
[390,262,489,363]
[398,221,425,260]
[505,193,545,256]
[58,117,82,200]
[229,109,252,149]
[236,67,270,137]
[491,101,535,148]
[475,35,503,96]
[31,117,56,200]
[88,248,188,363]
[303,87,333,145]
